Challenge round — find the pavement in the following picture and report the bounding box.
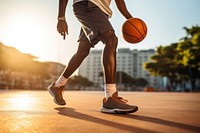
[0,90,200,133]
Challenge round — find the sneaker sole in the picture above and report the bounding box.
[100,106,138,114]
[47,86,66,106]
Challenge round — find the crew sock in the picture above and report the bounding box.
[55,75,68,88]
[104,84,117,100]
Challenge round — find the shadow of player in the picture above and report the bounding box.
[116,114,200,133]
[55,107,159,133]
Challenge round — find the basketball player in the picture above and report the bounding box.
[48,0,138,114]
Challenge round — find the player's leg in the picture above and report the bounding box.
[62,40,91,79]
[48,40,91,105]
[99,31,138,114]
[100,30,118,98]
[101,31,118,84]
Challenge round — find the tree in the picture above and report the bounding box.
[67,75,94,89]
[177,26,200,91]
[116,71,135,84]
[145,25,200,92]
[116,71,148,87]
[145,44,180,91]
[134,78,148,87]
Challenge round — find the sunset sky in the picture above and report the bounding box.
[0,0,200,64]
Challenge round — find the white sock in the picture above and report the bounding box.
[104,84,117,100]
[55,75,68,87]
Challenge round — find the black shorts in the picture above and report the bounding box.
[73,1,114,47]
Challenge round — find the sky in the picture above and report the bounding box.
[0,0,200,65]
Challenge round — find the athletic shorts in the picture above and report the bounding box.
[73,1,114,47]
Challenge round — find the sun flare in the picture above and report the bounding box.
[2,11,49,58]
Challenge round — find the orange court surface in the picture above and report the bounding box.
[0,90,200,133]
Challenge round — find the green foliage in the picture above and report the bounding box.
[116,71,134,84]
[176,25,200,91]
[177,27,200,68]
[116,71,148,87]
[67,75,94,87]
[134,78,148,87]
[145,25,200,91]
[145,44,181,91]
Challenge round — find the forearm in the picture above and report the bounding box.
[58,0,68,17]
[115,0,132,19]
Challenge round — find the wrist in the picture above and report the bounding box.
[127,15,133,20]
[58,16,66,21]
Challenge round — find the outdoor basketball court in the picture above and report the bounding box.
[0,90,199,133]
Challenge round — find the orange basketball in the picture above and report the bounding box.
[122,18,147,44]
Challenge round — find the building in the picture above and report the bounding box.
[117,49,133,77]
[136,50,164,89]
[78,50,103,87]
[78,48,164,90]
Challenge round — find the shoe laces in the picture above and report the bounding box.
[57,89,64,98]
[116,96,128,103]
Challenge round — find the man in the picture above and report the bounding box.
[48,0,138,114]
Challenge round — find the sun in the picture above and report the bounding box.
[0,1,80,64]
[2,11,48,58]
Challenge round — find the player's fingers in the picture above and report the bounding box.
[66,27,68,35]
[63,33,66,40]
[57,29,62,34]
[60,32,66,40]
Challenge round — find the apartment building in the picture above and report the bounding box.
[78,48,164,89]
[137,50,164,89]
[78,50,103,86]
[117,49,133,77]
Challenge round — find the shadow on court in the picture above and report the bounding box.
[55,107,200,133]
[55,107,159,133]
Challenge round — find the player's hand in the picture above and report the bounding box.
[57,20,68,40]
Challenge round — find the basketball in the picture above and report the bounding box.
[122,18,147,44]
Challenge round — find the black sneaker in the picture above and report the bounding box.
[100,92,138,114]
[48,83,66,105]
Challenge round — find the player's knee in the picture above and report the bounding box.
[112,35,118,50]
